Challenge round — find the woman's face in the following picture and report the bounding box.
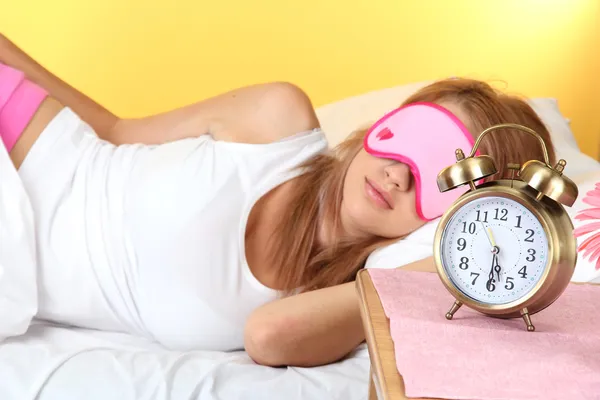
[340,101,468,240]
[340,148,425,239]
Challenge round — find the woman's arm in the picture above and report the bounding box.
[0,34,319,146]
[245,281,364,368]
[245,257,437,367]
[109,82,320,145]
[0,33,118,137]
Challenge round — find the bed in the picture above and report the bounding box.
[0,322,369,399]
[1,82,599,400]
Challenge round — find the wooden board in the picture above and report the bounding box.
[356,268,442,400]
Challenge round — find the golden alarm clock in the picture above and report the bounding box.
[433,124,579,331]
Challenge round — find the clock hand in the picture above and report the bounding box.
[487,227,497,248]
[487,253,496,291]
[482,221,501,283]
[494,257,502,282]
[480,222,497,250]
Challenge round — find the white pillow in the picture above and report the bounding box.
[316,81,432,147]
[365,219,440,270]
[0,143,38,340]
[527,98,580,151]
[528,98,600,177]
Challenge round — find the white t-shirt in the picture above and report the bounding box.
[18,108,328,351]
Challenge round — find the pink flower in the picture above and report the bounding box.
[574,182,600,270]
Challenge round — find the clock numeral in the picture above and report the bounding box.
[524,229,535,243]
[493,207,508,221]
[505,276,515,290]
[515,215,522,229]
[470,272,480,285]
[457,238,467,251]
[459,256,469,270]
[475,210,488,223]
[461,222,476,234]
[518,266,528,279]
[526,248,536,262]
[486,278,496,292]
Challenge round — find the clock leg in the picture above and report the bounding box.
[520,308,536,332]
[445,301,463,320]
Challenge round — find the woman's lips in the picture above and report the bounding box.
[365,178,393,210]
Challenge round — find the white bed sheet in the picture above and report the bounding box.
[0,321,369,400]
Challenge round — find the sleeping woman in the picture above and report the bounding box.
[0,34,555,367]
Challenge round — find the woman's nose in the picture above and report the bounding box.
[384,163,411,192]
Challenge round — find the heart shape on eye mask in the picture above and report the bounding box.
[376,127,394,141]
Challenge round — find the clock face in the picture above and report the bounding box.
[440,196,549,305]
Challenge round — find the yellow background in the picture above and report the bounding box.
[2,0,599,157]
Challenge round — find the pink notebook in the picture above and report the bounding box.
[368,269,600,400]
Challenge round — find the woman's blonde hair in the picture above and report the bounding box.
[271,78,556,293]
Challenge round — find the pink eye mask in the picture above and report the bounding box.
[364,102,478,221]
